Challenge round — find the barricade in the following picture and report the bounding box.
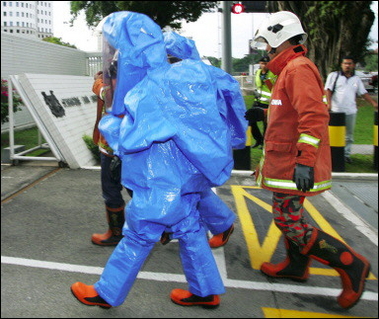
[329,112,345,172]
[233,126,251,170]
[374,110,378,170]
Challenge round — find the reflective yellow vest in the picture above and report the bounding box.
[255,69,277,105]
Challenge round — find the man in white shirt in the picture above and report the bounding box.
[325,56,377,163]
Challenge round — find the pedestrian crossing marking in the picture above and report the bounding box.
[231,185,377,280]
[261,307,368,318]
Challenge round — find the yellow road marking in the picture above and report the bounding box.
[261,307,370,318]
[231,185,376,280]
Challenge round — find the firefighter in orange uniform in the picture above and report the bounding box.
[91,69,129,246]
[252,11,370,309]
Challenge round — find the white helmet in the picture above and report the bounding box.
[253,11,307,49]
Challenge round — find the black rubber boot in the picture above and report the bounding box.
[91,205,125,246]
[301,228,371,309]
[260,236,311,281]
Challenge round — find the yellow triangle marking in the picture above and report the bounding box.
[261,307,370,318]
[231,185,377,280]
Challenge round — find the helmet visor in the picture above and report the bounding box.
[251,35,268,51]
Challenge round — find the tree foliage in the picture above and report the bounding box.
[364,53,378,72]
[43,37,77,49]
[69,1,219,29]
[1,79,22,124]
[267,1,376,80]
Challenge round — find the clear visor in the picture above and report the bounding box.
[102,37,119,109]
[251,37,268,51]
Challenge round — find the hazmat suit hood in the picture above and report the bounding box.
[164,31,201,60]
[101,11,168,115]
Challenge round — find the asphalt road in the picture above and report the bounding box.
[1,164,378,318]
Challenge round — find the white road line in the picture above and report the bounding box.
[2,255,377,301]
[321,191,378,245]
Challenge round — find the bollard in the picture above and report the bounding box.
[233,126,251,170]
[374,110,378,171]
[329,112,346,172]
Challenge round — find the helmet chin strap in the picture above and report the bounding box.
[268,47,277,55]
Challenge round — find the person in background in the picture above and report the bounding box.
[245,56,276,148]
[325,56,378,163]
[252,11,371,309]
[91,69,129,246]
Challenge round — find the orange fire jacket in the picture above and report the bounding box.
[256,45,332,196]
[92,77,114,156]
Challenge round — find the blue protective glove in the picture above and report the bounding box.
[292,164,314,193]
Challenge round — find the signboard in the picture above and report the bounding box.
[14,73,98,168]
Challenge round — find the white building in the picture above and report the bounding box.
[1,1,53,39]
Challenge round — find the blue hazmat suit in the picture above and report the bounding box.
[95,11,246,307]
[163,31,247,235]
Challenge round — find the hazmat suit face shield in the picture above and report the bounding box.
[102,38,119,111]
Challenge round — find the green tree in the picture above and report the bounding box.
[43,36,77,49]
[206,56,221,68]
[267,1,375,80]
[364,52,378,72]
[233,55,254,73]
[69,1,219,29]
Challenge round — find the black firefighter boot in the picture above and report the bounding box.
[91,205,125,246]
[260,236,311,282]
[301,228,371,309]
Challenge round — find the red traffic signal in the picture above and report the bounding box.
[231,3,245,14]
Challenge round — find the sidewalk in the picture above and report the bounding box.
[1,162,377,318]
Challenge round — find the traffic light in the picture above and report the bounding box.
[231,3,245,14]
[240,1,268,13]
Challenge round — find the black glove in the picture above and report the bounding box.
[110,155,122,182]
[292,164,314,193]
[244,107,265,122]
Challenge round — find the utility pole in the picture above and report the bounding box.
[221,1,232,74]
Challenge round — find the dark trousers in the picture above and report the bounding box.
[249,102,268,144]
[100,153,125,209]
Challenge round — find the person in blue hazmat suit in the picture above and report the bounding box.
[161,31,248,248]
[71,11,246,309]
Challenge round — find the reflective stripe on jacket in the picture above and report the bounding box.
[257,45,332,196]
